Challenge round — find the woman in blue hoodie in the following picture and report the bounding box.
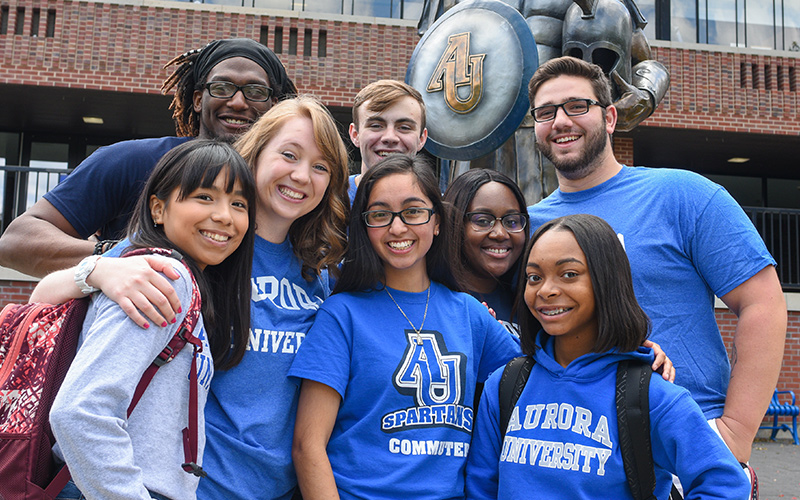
[466,214,749,500]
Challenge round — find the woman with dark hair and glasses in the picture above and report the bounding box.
[289,154,520,500]
[444,169,529,336]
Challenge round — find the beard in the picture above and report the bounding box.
[537,123,609,181]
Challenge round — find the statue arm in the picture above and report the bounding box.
[610,59,670,132]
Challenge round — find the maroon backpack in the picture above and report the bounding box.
[0,248,204,500]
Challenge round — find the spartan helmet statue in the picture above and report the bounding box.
[562,0,633,87]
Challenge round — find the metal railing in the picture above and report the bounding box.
[744,207,800,291]
[0,164,798,289]
[0,164,71,232]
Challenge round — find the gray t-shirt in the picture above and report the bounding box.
[51,264,213,500]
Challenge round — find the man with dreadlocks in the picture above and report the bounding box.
[0,38,295,277]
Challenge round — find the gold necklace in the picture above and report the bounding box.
[385,285,430,345]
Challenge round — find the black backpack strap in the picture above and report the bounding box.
[499,356,535,440]
[616,359,658,500]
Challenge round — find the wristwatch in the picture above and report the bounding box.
[74,255,102,294]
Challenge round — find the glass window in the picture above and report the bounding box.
[351,0,391,18]
[705,174,762,207]
[203,0,245,5]
[28,142,68,210]
[767,178,800,209]
[638,0,656,40]
[783,0,800,51]
[0,132,19,167]
[392,0,424,20]
[706,0,738,46]
[737,0,746,47]
[746,0,775,49]
[671,0,698,42]
[86,144,102,158]
[303,0,342,14]
[252,0,293,9]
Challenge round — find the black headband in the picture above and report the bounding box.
[194,38,295,98]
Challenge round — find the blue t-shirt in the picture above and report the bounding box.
[289,282,520,500]
[348,174,358,207]
[197,235,331,500]
[44,136,191,240]
[466,333,750,500]
[527,166,775,419]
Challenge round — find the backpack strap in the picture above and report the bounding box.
[125,248,206,477]
[499,356,535,440]
[45,248,206,496]
[616,360,658,500]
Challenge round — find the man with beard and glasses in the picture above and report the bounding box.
[525,56,785,492]
[0,38,295,277]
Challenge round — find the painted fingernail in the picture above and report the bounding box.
[143,323,150,329]
[161,321,168,327]
[171,318,177,324]
[177,307,182,313]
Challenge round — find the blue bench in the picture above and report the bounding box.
[760,388,799,445]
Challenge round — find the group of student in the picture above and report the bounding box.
[5,37,779,500]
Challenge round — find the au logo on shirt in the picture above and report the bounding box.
[382,331,472,433]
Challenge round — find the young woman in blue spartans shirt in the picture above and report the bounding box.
[50,97,351,500]
[465,214,750,500]
[33,140,256,500]
[289,154,521,500]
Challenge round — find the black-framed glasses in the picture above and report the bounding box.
[466,212,528,233]
[531,98,605,122]
[204,81,273,102]
[362,208,435,228]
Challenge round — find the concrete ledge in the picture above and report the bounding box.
[77,0,419,27]
[650,39,800,59]
[0,266,38,282]
[716,293,800,313]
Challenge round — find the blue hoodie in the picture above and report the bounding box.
[466,331,750,500]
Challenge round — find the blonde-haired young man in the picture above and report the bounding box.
[348,80,428,200]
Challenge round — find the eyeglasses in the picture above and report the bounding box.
[362,208,435,228]
[204,81,273,102]
[466,212,528,233]
[530,98,605,122]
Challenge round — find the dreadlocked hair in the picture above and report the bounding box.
[162,45,207,138]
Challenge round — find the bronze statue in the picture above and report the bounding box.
[417,0,670,203]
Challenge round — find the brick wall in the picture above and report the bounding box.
[729,309,799,392]
[0,280,37,303]
[648,45,800,135]
[719,308,800,427]
[718,309,800,396]
[3,2,799,132]
[612,136,634,165]
[0,0,418,106]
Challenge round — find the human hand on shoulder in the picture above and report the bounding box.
[644,339,675,382]
[87,255,183,329]
[480,301,498,321]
